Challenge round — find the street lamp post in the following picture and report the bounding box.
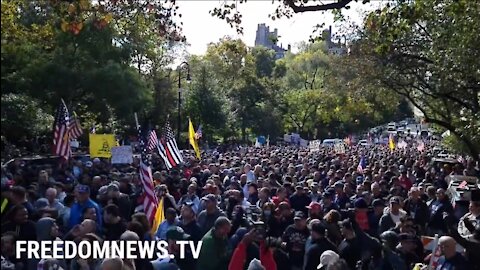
[177,61,191,142]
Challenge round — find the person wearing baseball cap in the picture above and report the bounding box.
[282,211,310,269]
[317,250,340,270]
[180,201,202,242]
[379,197,406,234]
[68,184,102,230]
[304,222,338,270]
[321,189,339,213]
[306,202,323,221]
[368,199,386,238]
[197,194,226,236]
[396,233,421,269]
[290,184,312,216]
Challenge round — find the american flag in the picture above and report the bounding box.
[53,100,71,159]
[68,112,83,139]
[157,121,183,169]
[357,156,366,174]
[194,124,203,140]
[138,127,158,224]
[148,129,170,168]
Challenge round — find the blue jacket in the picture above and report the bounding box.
[68,199,102,230]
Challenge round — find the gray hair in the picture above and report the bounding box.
[101,257,123,270]
[120,230,140,241]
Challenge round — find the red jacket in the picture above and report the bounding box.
[228,241,277,270]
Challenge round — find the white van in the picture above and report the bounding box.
[323,139,341,146]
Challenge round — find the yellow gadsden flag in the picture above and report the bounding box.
[389,134,396,151]
[89,134,117,158]
[151,197,165,236]
[188,118,201,159]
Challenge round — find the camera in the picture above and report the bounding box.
[245,205,267,239]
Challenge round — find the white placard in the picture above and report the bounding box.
[111,146,133,164]
[309,140,321,152]
[284,134,292,143]
[334,143,346,154]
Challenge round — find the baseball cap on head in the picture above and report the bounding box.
[389,197,401,205]
[306,202,322,211]
[294,211,306,220]
[354,198,368,209]
[201,194,217,203]
[334,181,344,189]
[166,226,190,241]
[317,250,339,269]
[75,184,90,194]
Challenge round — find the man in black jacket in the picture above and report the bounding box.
[303,222,338,270]
[403,187,429,233]
[179,202,202,242]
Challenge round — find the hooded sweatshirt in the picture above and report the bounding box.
[35,218,67,270]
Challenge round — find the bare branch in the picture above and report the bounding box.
[284,0,354,13]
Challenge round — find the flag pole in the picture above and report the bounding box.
[134,112,139,130]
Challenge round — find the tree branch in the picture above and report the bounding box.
[284,0,354,13]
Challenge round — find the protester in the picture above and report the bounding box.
[1,137,479,270]
[197,217,232,270]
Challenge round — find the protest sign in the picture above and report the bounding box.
[89,134,117,158]
[284,134,292,143]
[111,146,133,164]
[334,142,346,154]
[309,140,321,152]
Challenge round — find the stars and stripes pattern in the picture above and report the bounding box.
[157,121,183,169]
[357,156,366,174]
[194,124,202,140]
[68,112,83,139]
[138,127,158,224]
[148,130,170,169]
[53,100,71,159]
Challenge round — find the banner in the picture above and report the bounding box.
[334,143,346,154]
[89,134,117,158]
[257,136,266,145]
[111,146,133,164]
[309,140,321,152]
[300,139,309,147]
[291,133,301,144]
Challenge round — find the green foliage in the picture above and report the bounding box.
[1,94,54,139]
[1,0,180,143]
[186,63,227,139]
[360,0,480,159]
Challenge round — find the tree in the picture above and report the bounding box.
[210,0,371,33]
[251,46,276,78]
[185,63,227,140]
[1,0,182,141]
[1,94,53,141]
[360,0,480,159]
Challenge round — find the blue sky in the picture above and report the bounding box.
[175,0,382,55]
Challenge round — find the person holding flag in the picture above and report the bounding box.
[188,118,201,160]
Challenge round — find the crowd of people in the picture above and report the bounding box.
[1,143,479,270]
